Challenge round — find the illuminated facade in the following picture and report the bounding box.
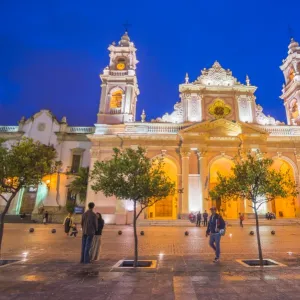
[2,33,300,223]
[88,33,300,224]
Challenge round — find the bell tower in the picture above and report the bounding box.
[280,38,300,125]
[97,32,139,124]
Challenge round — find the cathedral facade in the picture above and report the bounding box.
[87,33,300,224]
[1,33,300,223]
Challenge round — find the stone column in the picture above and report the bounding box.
[197,151,208,212]
[294,152,300,217]
[181,149,190,216]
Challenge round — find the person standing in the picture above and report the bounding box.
[43,211,49,225]
[63,213,73,236]
[206,207,225,263]
[196,212,202,227]
[239,213,244,228]
[90,213,105,261]
[203,210,208,227]
[80,202,98,264]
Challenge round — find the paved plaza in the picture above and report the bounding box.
[1,223,300,299]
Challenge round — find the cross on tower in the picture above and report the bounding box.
[123,21,131,32]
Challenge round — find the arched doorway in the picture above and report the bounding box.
[147,157,178,220]
[209,157,239,219]
[271,159,296,218]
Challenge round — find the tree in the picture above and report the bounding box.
[0,138,57,255]
[67,167,89,203]
[209,151,298,266]
[90,147,175,267]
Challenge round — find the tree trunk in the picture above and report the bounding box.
[254,206,264,266]
[0,197,13,258]
[133,200,138,267]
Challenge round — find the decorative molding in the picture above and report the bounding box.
[180,149,191,158]
[195,61,238,87]
[255,104,284,126]
[153,102,184,123]
[0,126,19,133]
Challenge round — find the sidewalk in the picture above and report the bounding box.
[1,224,300,299]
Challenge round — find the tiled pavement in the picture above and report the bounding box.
[1,224,300,299]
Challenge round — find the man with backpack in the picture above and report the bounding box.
[206,207,226,263]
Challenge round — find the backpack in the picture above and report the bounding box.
[216,216,226,236]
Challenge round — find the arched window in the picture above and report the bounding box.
[110,90,123,109]
[289,68,295,82]
[290,99,299,120]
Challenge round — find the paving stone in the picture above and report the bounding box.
[1,224,300,299]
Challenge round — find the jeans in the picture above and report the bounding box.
[209,233,221,259]
[80,234,94,264]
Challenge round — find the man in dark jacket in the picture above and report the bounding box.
[80,202,98,264]
[196,212,202,227]
[206,207,225,263]
[203,210,208,226]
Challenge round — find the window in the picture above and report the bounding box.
[289,68,295,82]
[71,154,81,173]
[291,100,299,120]
[67,189,77,204]
[110,90,123,109]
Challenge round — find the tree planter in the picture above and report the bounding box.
[112,259,157,269]
[0,260,20,267]
[236,259,286,267]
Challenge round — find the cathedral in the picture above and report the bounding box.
[1,32,300,223]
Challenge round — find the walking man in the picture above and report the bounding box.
[206,207,225,263]
[80,202,98,264]
[239,213,244,228]
[203,210,208,227]
[196,212,202,227]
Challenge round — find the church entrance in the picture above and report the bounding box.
[271,159,296,218]
[20,186,38,214]
[209,157,239,219]
[147,158,178,220]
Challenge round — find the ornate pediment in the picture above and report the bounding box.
[194,61,238,87]
[180,119,268,137]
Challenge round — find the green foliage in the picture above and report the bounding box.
[91,147,175,212]
[66,201,75,213]
[0,138,57,198]
[67,167,89,203]
[209,152,298,210]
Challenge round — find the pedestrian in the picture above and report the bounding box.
[43,211,49,225]
[206,206,226,263]
[90,213,105,261]
[203,210,208,226]
[63,213,73,236]
[196,211,202,227]
[70,223,78,237]
[80,202,98,264]
[239,213,244,228]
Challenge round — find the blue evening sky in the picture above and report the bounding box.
[0,0,299,125]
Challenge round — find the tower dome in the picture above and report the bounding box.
[119,31,130,47]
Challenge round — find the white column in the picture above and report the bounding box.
[181,150,190,214]
[294,152,300,217]
[197,151,208,212]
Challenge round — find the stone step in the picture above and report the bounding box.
[4,214,34,223]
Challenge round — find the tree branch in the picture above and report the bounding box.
[0,194,8,203]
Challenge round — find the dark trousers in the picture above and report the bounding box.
[240,220,243,227]
[196,219,201,227]
[203,218,208,226]
[80,234,94,264]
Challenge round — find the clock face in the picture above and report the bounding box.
[117,63,126,70]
